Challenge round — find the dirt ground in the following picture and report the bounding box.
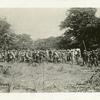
[0,62,98,92]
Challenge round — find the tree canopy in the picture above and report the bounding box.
[34,36,62,50]
[60,8,100,50]
[0,18,13,50]
[0,18,34,50]
[14,34,34,50]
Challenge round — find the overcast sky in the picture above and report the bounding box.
[0,8,100,40]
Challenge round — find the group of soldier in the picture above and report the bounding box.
[0,49,99,67]
[82,50,100,67]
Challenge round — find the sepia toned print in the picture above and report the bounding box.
[0,8,100,92]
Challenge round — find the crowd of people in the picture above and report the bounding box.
[82,50,100,67]
[0,49,99,67]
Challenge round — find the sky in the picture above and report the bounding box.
[0,8,67,40]
[0,8,100,40]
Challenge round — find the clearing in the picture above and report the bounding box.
[0,62,99,92]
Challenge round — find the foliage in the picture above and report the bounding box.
[0,18,13,50]
[0,18,34,50]
[14,34,34,50]
[34,36,62,50]
[60,8,100,50]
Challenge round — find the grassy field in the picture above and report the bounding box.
[0,62,98,92]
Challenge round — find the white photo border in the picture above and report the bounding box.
[0,0,100,100]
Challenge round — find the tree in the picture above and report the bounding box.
[0,18,34,50]
[14,34,34,50]
[60,8,100,51]
[34,36,62,50]
[0,18,14,50]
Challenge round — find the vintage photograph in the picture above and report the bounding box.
[0,8,100,92]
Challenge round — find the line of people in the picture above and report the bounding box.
[0,49,80,63]
[0,49,99,67]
